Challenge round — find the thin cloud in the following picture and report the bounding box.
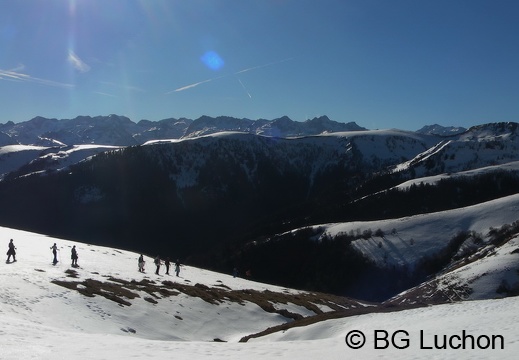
[97,81,146,93]
[9,63,26,72]
[93,91,118,98]
[125,85,146,93]
[168,57,294,94]
[68,50,91,73]
[0,68,74,88]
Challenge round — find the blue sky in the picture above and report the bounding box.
[1,0,518,130]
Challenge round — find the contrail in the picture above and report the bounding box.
[237,77,252,99]
[168,57,294,94]
[166,75,227,94]
[0,68,74,88]
[234,57,294,75]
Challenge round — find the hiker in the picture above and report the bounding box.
[138,255,145,273]
[154,256,161,275]
[175,259,181,277]
[71,246,78,267]
[50,243,58,264]
[165,257,171,275]
[233,267,238,278]
[6,239,16,263]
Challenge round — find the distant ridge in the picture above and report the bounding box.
[0,115,366,147]
[416,124,467,136]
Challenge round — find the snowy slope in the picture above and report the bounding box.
[0,145,48,179]
[0,226,364,342]
[395,122,519,176]
[0,144,122,180]
[254,296,519,359]
[318,193,519,270]
[444,235,519,300]
[142,130,440,189]
[282,193,519,306]
[386,233,519,305]
[0,227,299,341]
[1,226,518,359]
[394,161,519,190]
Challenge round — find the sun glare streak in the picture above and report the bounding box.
[68,0,77,17]
[67,0,77,53]
[67,0,78,82]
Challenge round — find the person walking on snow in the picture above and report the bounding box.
[6,239,16,263]
[71,246,78,267]
[175,259,181,277]
[50,243,58,265]
[154,256,161,275]
[138,255,145,273]
[165,257,171,275]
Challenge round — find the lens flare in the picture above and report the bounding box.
[201,51,224,71]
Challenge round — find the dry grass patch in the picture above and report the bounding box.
[50,271,377,324]
[52,277,140,307]
[239,301,427,342]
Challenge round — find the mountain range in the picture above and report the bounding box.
[0,115,517,303]
[0,114,366,147]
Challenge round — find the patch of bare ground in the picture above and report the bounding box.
[238,302,428,342]
[50,271,377,322]
[51,278,141,307]
[384,279,472,307]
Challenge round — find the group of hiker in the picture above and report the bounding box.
[49,243,78,267]
[7,239,182,277]
[5,240,256,283]
[6,239,79,267]
[139,254,181,277]
[6,239,181,276]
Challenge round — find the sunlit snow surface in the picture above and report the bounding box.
[1,225,518,359]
